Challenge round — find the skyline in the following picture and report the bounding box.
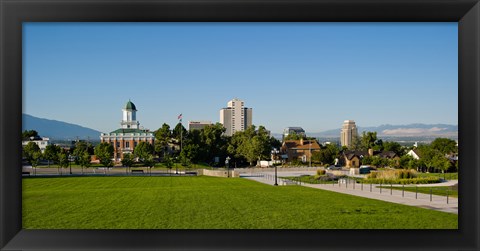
[23,22,458,134]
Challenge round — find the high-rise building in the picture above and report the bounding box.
[283,127,306,140]
[340,120,358,148]
[219,98,252,136]
[100,100,154,161]
[188,121,213,131]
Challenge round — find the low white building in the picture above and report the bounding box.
[22,136,50,153]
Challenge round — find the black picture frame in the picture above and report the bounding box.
[1,0,479,250]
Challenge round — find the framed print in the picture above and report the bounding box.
[1,0,479,250]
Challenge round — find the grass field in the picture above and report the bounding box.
[416,172,458,180]
[377,185,458,198]
[23,176,458,229]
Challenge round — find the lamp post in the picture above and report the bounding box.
[175,156,179,174]
[271,148,279,186]
[225,156,231,178]
[68,154,72,175]
[309,142,312,167]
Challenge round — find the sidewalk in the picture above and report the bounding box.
[241,173,458,214]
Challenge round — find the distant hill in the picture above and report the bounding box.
[309,124,458,138]
[22,114,101,140]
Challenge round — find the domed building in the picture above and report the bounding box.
[100,100,154,162]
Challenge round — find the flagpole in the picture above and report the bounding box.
[176,113,183,175]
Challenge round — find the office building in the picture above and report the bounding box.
[340,120,358,148]
[219,98,252,136]
[283,127,306,140]
[188,121,213,131]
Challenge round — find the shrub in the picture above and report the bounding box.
[367,169,417,180]
[361,177,441,184]
[362,169,434,184]
[366,171,378,179]
[331,170,344,176]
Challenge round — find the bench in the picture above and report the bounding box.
[22,171,31,176]
[131,170,144,174]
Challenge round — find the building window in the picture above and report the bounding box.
[134,142,138,148]
[126,142,130,148]
[116,142,120,148]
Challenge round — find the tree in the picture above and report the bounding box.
[121,153,135,174]
[284,131,304,140]
[234,125,272,166]
[43,144,61,167]
[361,131,378,150]
[350,135,362,150]
[143,154,156,175]
[172,123,187,143]
[154,123,172,157]
[94,142,114,169]
[432,155,451,174]
[361,155,373,165]
[200,123,227,164]
[31,151,43,170]
[408,158,420,171]
[180,143,199,166]
[72,141,93,163]
[22,130,39,140]
[72,141,93,173]
[79,151,92,174]
[371,156,388,168]
[399,154,414,169]
[23,142,41,164]
[134,142,154,163]
[430,138,458,155]
[416,144,442,172]
[313,144,339,165]
[57,150,70,174]
[383,141,404,156]
[163,154,174,175]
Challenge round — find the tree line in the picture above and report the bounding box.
[349,132,458,173]
[22,128,458,173]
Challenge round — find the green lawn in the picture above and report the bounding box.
[282,175,336,184]
[377,185,458,198]
[23,176,457,229]
[416,172,458,180]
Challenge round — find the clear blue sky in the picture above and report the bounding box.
[23,22,458,134]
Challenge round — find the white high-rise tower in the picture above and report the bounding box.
[340,120,358,148]
[220,98,252,136]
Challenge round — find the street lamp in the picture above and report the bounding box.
[225,156,231,177]
[68,154,72,175]
[175,156,179,174]
[271,148,279,186]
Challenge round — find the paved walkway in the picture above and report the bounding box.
[240,172,458,214]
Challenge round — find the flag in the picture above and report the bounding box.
[178,113,182,120]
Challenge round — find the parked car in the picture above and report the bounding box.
[327,165,342,170]
[359,165,375,174]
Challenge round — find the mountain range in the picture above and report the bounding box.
[308,123,458,138]
[22,114,101,141]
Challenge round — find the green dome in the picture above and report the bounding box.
[125,100,137,111]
